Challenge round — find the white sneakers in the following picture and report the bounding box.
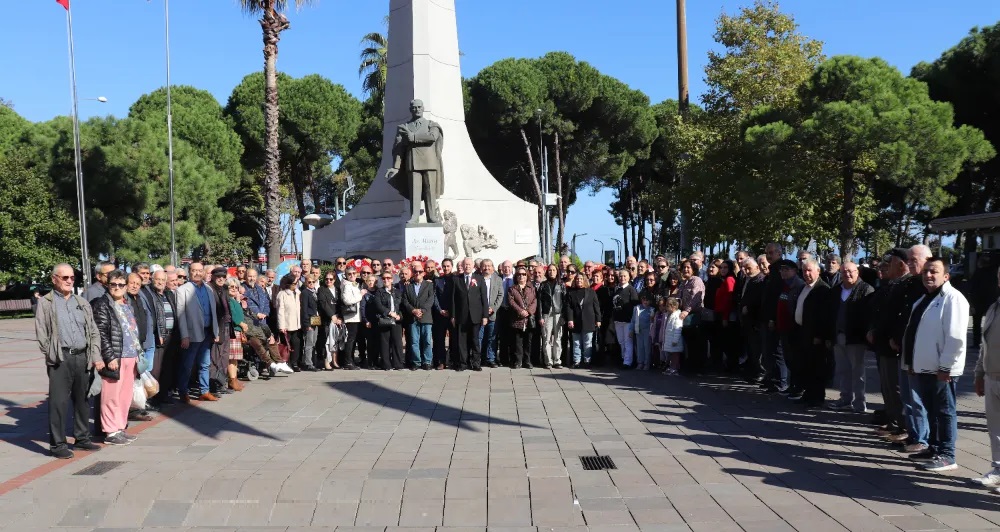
[268,362,294,374]
[970,466,1000,488]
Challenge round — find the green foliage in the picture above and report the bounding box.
[0,150,78,284]
[0,104,27,153]
[197,232,254,265]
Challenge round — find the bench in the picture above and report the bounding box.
[0,299,32,313]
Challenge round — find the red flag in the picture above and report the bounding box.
[56,0,69,10]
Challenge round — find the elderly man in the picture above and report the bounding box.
[497,260,515,365]
[84,261,115,302]
[891,245,935,453]
[826,262,874,412]
[764,259,803,393]
[822,254,842,287]
[559,255,573,277]
[134,263,152,286]
[143,270,178,407]
[174,262,220,402]
[478,259,504,368]
[37,264,103,459]
[451,258,489,371]
[402,263,435,369]
[432,258,456,370]
[972,267,1000,489]
[868,249,911,441]
[738,258,766,383]
[786,258,830,402]
[690,251,708,283]
[243,269,270,327]
[904,257,969,472]
[166,270,180,291]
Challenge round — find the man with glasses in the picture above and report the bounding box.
[84,261,116,302]
[174,262,220,402]
[37,264,103,459]
[403,264,434,370]
[382,259,398,284]
[335,257,347,280]
[236,265,248,282]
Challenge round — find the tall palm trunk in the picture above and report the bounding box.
[261,6,290,268]
[554,132,565,254]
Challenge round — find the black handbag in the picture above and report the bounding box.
[98,364,120,380]
[378,317,396,328]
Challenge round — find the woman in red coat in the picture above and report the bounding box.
[711,260,738,372]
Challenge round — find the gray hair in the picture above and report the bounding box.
[51,263,73,277]
[134,262,151,272]
[94,260,113,275]
[225,277,241,289]
[742,258,758,269]
[826,254,841,263]
[910,244,932,260]
[801,258,820,271]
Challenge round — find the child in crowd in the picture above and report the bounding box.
[631,293,654,370]
[651,297,669,370]
[662,297,684,375]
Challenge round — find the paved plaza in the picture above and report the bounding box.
[0,317,998,531]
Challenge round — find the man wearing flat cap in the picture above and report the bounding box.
[174,262,220,402]
[763,259,804,393]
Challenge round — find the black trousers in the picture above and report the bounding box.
[341,322,359,367]
[287,329,304,369]
[48,350,92,450]
[378,325,404,369]
[357,324,372,367]
[432,315,452,367]
[453,322,482,369]
[802,340,830,403]
[511,327,532,367]
[496,308,511,366]
[151,334,178,404]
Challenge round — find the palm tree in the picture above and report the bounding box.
[358,17,388,107]
[239,0,312,268]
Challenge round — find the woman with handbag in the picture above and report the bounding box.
[276,274,304,371]
[317,271,341,369]
[91,270,141,446]
[339,267,364,370]
[508,267,537,369]
[373,272,405,370]
[564,275,602,368]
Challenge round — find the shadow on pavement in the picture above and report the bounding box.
[328,380,543,432]
[0,398,51,456]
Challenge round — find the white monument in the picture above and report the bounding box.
[302,0,540,263]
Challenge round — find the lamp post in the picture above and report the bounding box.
[536,108,551,263]
[163,0,178,266]
[594,239,606,264]
[571,232,588,259]
[610,237,622,266]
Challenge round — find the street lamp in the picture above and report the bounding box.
[571,232,588,259]
[594,239,606,264]
[83,96,108,103]
[164,0,177,266]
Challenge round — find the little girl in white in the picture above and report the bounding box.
[661,297,684,375]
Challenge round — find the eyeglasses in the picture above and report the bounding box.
[567,270,578,274]
[382,276,393,281]
[361,271,372,275]
[56,275,74,281]
[657,264,668,269]
[177,274,187,279]
[336,261,346,266]
[383,262,392,267]
[413,270,424,273]
[108,282,126,288]
[325,277,336,281]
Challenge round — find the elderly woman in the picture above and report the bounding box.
[224,278,247,391]
[678,259,706,374]
[611,269,640,368]
[507,266,537,369]
[564,274,602,368]
[276,273,303,370]
[91,270,141,446]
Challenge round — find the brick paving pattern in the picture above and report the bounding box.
[0,317,997,531]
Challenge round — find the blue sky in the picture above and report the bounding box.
[4,0,999,262]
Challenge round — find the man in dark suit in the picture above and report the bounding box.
[795,259,832,407]
[402,263,435,370]
[451,257,489,371]
[432,259,456,370]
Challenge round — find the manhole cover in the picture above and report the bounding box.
[579,455,617,471]
[73,461,125,476]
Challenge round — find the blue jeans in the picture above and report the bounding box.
[141,346,155,375]
[572,332,594,364]
[911,373,959,460]
[409,322,433,366]
[178,335,213,396]
[479,320,497,363]
[766,329,788,390]
[901,367,930,445]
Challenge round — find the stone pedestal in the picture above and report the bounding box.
[404,224,444,259]
[302,0,540,263]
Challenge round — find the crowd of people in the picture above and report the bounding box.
[34,244,1000,492]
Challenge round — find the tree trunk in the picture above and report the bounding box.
[261,6,290,268]
[840,167,856,262]
[519,127,545,256]
[630,184,638,258]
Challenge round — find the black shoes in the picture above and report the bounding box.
[51,447,74,459]
[487,361,497,368]
[74,440,101,451]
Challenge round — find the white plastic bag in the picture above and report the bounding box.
[140,371,159,398]
[131,379,147,410]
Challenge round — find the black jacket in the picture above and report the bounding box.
[798,280,831,343]
[610,283,639,323]
[91,294,125,364]
[372,287,403,328]
[300,288,319,326]
[317,285,338,323]
[432,275,454,318]
[452,272,488,325]
[537,280,565,316]
[739,273,766,323]
[887,274,925,353]
[762,267,784,323]
[127,293,149,347]
[563,287,602,333]
[140,285,176,345]
[870,277,904,356]
[402,280,434,324]
[829,280,875,345]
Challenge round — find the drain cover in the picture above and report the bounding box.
[579,455,617,471]
[73,461,125,476]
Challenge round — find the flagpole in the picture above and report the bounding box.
[165,0,177,267]
[66,2,91,289]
